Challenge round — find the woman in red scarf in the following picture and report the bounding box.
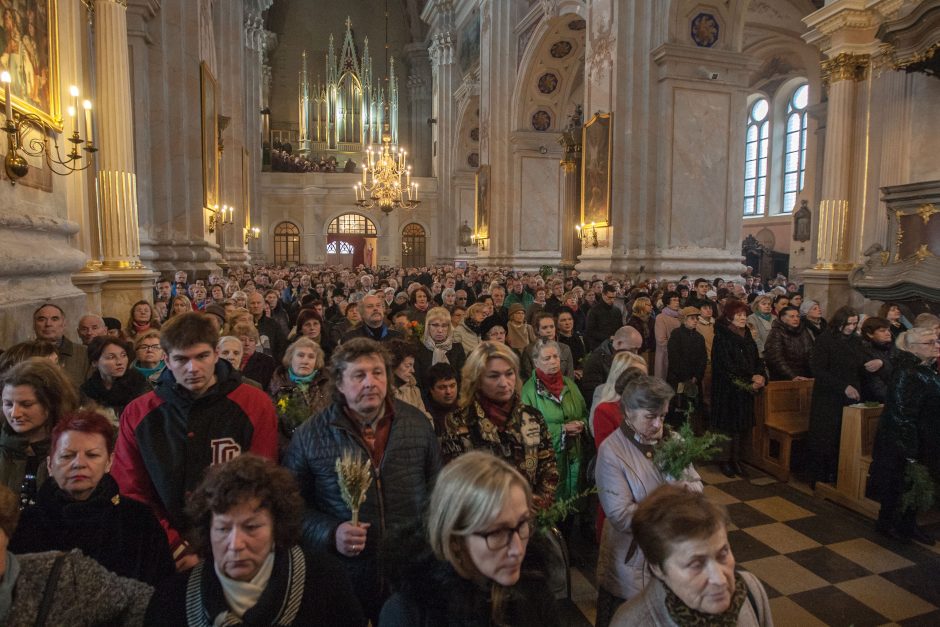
[440,341,559,510]
[521,340,589,505]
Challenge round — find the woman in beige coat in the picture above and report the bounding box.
[594,375,703,627]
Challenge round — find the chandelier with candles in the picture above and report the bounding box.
[354,130,419,214]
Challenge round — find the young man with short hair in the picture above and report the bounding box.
[111,312,278,570]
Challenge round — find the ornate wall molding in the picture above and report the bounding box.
[429,32,455,67]
[821,52,870,85]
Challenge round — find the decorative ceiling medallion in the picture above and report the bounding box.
[467,152,479,168]
[550,41,573,58]
[691,13,719,48]
[531,110,552,131]
[568,19,586,31]
[537,72,559,94]
[470,127,479,141]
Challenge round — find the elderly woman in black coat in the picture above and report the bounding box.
[710,300,766,478]
[763,306,814,381]
[10,410,174,585]
[808,306,866,486]
[868,328,940,545]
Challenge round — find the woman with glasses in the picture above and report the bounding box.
[594,374,703,627]
[380,451,560,627]
[131,330,166,385]
[868,328,940,545]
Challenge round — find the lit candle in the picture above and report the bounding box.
[67,105,76,132]
[1,71,11,122]
[69,85,80,130]
[362,164,367,184]
[82,100,93,144]
[413,183,418,201]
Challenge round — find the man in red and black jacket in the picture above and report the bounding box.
[111,312,278,571]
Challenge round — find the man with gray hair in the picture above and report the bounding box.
[77,314,108,346]
[33,303,86,388]
[579,325,644,401]
[342,292,401,343]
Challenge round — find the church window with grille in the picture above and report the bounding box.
[743,98,769,217]
[782,83,809,214]
[273,222,301,265]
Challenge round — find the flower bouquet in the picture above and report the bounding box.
[275,390,311,436]
[407,320,424,341]
[653,421,728,481]
[335,451,373,526]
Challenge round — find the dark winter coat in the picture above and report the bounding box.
[803,316,827,340]
[859,337,897,404]
[868,352,940,506]
[626,313,656,355]
[341,323,403,343]
[80,367,152,423]
[415,342,467,391]
[243,350,278,390]
[257,315,288,362]
[0,427,50,508]
[145,546,366,627]
[666,325,707,387]
[585,300,623,351]
[268,367,332,454]
[282,400,441,619]
[558,332,588,369]
[579,339,615,402]
[763,320,815,381]
[10,474,174,585]
[808,330,865,478]
[379,523,562,627]
[710,323,765,434]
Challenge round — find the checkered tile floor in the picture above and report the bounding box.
[556,463,940,626]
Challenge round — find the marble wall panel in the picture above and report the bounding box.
[669,87,730,250]
[518,155,561,251]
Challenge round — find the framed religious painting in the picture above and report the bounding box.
[581,112,612,227]
[200,61,219,210]
[475,164,490,238]
[0,0,62,131]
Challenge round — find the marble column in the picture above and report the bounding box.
[404,43,432,178]
[93,0,157,317]
[425,1,456,263]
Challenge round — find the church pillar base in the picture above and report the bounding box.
[800,268,863,315]
[139,238,224,276]
[71,270,109,315]
[576,247,746,280]
[97,269,160,320]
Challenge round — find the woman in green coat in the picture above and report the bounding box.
[521,339,589,503]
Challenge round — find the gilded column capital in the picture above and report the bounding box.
[821,52,870,85]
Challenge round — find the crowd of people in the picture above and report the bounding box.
[0,262,937,626]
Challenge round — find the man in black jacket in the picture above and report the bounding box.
[341,293,402,343]
[283,338,441,623]
[585,284,624,350]
[248,291,287,363]
[579,325,643,401]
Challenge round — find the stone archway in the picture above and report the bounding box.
[326,213,377,268]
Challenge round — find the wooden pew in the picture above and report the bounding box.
[815,404,883,519]
[744,380,813,481]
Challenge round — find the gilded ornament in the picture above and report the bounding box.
[916,203,938,225]
[913,244,932,264]
[894,210,904,263]
[821,53,869,86]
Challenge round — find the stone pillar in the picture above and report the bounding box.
[559,161,580,270]
[425,1,456,263]
[94,0,157,316]
[404,43,432,178]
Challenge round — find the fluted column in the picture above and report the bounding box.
[814,53,868,270]
[95,0,142,270]
[428,22,455,262]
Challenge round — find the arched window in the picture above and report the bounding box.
[401,223,426,267]
[744,98,769,216]
[327,213,376,235]
[273,222,301,265]
[782,83,809,214]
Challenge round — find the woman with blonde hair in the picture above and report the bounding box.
[415,306,466,390]
[453,302,487,355]
[380,451,560,627]
[442,342,559,510]
[746,295,774,356]
[167,294,193,319]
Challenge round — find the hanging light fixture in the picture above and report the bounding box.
[353,0,419,214]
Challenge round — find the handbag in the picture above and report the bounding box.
[34,553,65,627]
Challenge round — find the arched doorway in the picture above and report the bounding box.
[401,223,427,267]
[326,213,377,268]
[273,222,301,265]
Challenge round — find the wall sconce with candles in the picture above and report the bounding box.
[470,232,488,251]
[576,222,599,248]
[2,75,97,184]
[244,227,260,246]
[207,204,235,234]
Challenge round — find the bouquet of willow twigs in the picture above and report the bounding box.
[653,421,728,481]
[335,452,373,526]
[901,461,936,514]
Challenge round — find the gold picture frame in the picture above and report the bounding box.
[0,0,62,131]
[200,61,219,210]
[474,164,490,238]
[581,112,612,227]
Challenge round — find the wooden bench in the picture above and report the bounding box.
[744,380,813,481]
[815,404,883,519]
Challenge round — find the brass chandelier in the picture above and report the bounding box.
[352,0,419,214]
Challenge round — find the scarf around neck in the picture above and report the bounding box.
[664,571,748,627]
[477,394,515,429]
[661,307,679,318]
[424,333,454,365]
[288,368,318,387]
[214,550,275,620]
[535,368,565,399]
[134,360,165,379]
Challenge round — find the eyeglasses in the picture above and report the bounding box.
[473,519,533,551]
[912,340,940,346]
[139,344,162,351]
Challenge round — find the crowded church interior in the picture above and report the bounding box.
[0,0,939,624]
